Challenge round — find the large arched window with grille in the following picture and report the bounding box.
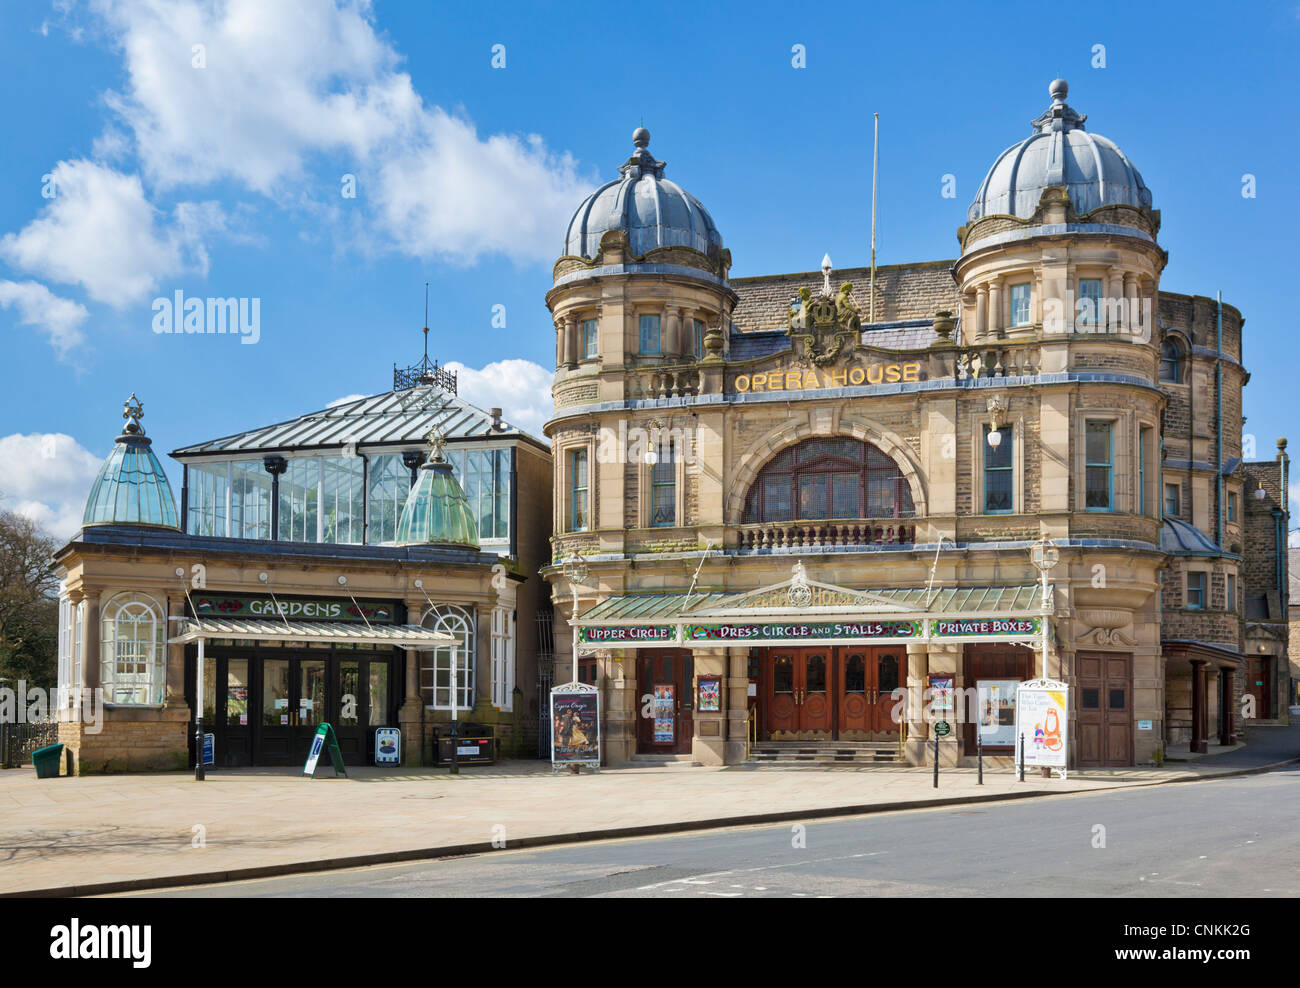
[743,438,915,523]
[420,605,476,711]
[101,592,166,706]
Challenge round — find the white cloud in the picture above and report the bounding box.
[327,393,370,408]
[88,0,592,263]
[0,433,106,542]
[0,160,210,307]
[0,281,89,356]
[445,359,552,439]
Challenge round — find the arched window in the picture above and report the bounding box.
[1159,339,1183,383]
[743,438,915,523]
[101,592,166,705]
[420,605,476,710]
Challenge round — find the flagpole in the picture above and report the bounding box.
[870,111,879,324]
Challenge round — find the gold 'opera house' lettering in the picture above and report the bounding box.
[735,362,920,393]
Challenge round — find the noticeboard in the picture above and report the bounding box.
[550,685,601,768]
[1015,680,1068,770]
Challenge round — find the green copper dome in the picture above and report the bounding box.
[395,435,479,548]
[82,394,180,530]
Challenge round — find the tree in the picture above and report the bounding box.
[0,510,60,691]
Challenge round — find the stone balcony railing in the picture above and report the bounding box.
[734,518,917,551]
[629,365,702,400]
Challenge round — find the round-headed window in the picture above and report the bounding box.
[742,438,914,523]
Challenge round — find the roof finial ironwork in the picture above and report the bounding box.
[394,283,457,395]
[122,392,145,436]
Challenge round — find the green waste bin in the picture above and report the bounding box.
[31,743,64,779]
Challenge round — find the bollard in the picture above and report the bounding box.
[932,735,939,788]
[977,726,983,785]
[1017,731,1025,782]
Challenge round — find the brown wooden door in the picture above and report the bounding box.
[870,648,902,739]
[837,647,902,739]
[765,649,832,737]
[1077,652,1132,767]
[798,649,833,735]
[636,649,693,754]
[1245,657,1273,720]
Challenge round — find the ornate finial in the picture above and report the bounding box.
[425,425,447,463]
[122,393,145,435]
[1049,78,1068,103]
[632,126,650,149]
[821,253,833,297]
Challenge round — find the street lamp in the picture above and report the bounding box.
[986,395,1007,449]
[563,551,589,684]
[1029,535,1060,674]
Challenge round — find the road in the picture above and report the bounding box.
[135,763,1300,898]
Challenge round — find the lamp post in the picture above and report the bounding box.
[1028,535,1060,676]
[563,552,589,684]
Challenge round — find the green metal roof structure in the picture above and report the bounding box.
[82,394,180,530]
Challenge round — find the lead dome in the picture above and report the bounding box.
[563,128,723,259]
[968,79,1153,224]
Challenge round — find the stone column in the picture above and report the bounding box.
[904,641,929,766]
[1125,274,1140,340]
[555,319,565,368]
[987,280,1002,338]
[690,647,726,765]
[1190,658,1208,754]
[1222,668,1236,744]
[563,315,578,369]
[398,597,426,763]
[165,594,187,707]
[725,646,750,764]
[975,284,988,340]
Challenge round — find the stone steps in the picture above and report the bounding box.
[748,741,902,766]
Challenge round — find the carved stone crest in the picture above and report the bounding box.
[787,280,862,367]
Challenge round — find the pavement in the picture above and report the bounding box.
[2,716,1297,898]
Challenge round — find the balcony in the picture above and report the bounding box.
[734,519,917,551]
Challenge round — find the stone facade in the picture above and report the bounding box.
[541,89,1288,770]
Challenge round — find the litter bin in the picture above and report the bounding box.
[432,723,496,766]
[32,743,64,779]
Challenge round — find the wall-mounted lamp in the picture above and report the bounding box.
[986,395,1007,449]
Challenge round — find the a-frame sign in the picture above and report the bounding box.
[302,722,348,778]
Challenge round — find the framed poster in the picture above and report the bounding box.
[550,685,601,767]
[1016,679,1068,772]
[927,675,954,714]
[977,679,1020,747]
[652,684,675,742]
[697,676,721,712]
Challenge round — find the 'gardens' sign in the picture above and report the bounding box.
[192,593,397,624]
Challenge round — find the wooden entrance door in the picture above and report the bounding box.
[1077,652,1132,766]
[764,648,834,737]
[836,647,902,739]
[636,649,694,754]
[1245,656,1273,720]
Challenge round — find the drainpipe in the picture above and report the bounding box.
[1216,292,1224,547]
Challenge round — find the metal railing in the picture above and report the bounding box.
[1,721,57,769]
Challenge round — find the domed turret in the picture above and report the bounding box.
[395,429,479,549]
[82,393,180,530]
[563,128,723,259]
[968,80,1153,224]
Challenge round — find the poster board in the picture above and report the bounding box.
[977,679,1020,747]
[374,727,401,765]
[1015,679,1068,776]
[550,683,601,771]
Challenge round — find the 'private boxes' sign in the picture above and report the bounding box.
[192,593,396,623]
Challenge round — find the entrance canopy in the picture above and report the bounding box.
[169,616,457,650]
[575,566,1051,649]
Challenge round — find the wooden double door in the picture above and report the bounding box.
[764,646,901,739]
[1077,652,1132,767]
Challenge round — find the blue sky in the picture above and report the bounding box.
[2,0,1298,536]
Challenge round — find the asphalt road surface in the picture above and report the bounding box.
[137,764,1300,898]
